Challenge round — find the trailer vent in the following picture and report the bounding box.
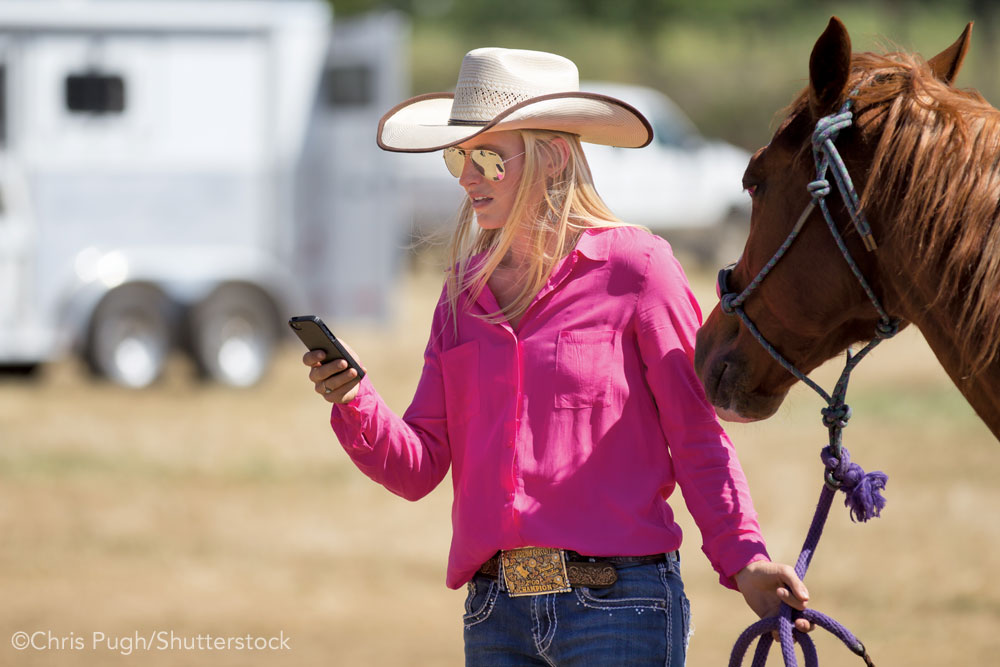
[65,73,125,114]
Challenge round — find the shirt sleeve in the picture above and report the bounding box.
[634,239,770,589]
[329,292,452,502]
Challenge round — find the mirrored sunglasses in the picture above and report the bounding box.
[442,147,525,182]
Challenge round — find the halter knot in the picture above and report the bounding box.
[812,110,854,149]
[820,403,852,429]
[875,318,900,339]
[720,292,737,315]
[820,444,888,523]
[808,179,831,199]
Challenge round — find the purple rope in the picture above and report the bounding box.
[729,467,885,666]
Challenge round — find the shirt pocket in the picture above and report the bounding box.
[440,341,481,423]
[554,330,616,409]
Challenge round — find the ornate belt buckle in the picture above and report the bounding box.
[500,547,571,597]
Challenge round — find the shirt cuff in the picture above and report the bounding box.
[713,539,771,590]
[329,375,376,453]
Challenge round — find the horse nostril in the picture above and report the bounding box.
[702,358,730,404]
[714,356,748,405]
[717,360,734,397]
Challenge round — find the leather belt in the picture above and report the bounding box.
[478,548,674,593]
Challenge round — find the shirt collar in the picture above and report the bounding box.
[464,226,611,273]
[574,227,611,262]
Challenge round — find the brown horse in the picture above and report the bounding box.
[694,17,1000,441]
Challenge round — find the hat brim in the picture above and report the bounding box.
[377,91,653,152]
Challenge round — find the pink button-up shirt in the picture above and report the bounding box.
[330,226,769,589]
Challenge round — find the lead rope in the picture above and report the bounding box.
[721,99,901,667]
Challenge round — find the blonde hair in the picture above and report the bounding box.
[445,130,637,324]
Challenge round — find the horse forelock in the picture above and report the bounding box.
[846,51,1000,376]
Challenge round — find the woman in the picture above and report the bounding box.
[305,48,810,665]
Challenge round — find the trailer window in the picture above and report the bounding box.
[322,64,373,109]
[65,73,125,114]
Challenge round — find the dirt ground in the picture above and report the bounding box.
[2,262,998,666]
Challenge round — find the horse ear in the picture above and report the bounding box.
[927,22,973,84]
[808,17,852,117]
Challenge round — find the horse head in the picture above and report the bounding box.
[694,17,973,423]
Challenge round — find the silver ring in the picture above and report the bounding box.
[324,387,332,395]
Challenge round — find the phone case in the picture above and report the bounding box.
[288,316,365,380]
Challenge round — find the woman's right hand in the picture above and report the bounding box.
[304,348,364,404]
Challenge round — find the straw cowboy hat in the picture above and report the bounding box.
[377,48,653,152]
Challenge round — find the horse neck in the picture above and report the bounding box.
[880,253,1000,440]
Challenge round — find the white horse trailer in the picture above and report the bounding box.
[0,0,407,387]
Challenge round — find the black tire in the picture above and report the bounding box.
[85,284,173,388]
[188,285,277,387]
[0,364,40,379]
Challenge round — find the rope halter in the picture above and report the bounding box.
[720,97,902,667]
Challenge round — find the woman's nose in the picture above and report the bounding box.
[458,154,482,188]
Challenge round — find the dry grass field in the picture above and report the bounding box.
[2,259,999,666]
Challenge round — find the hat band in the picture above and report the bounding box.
[448,118,489,127]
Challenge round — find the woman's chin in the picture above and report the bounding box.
[474,216,504,230]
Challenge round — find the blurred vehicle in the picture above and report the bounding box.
[0,0,409,388]
[395,81,752,263]
[582,81,752,262]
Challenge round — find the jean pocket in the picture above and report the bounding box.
[462,576,499,628]
[554,330,616,408]
[659,559,691,663]
[573,563,668,611]
[440,341,480,423]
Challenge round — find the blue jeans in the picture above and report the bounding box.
[463,554,691,666]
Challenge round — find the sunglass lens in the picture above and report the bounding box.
[443,148,465,178]
[471,150,504,181]
[443,148,508,181]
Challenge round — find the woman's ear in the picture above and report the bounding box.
[544,136,571,176]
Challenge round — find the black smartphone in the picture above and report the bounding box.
[288,315,365,380]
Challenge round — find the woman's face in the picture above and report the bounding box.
[452,130,527,230]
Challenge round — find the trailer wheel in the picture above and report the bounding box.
[86,285,173,388]
[189,285,277,387]
[0,364,40,378]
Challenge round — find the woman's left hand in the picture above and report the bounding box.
[734,560,813,635]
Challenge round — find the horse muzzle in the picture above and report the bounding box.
[695,309,787,422]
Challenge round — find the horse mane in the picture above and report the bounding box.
[841,51,1000,376]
